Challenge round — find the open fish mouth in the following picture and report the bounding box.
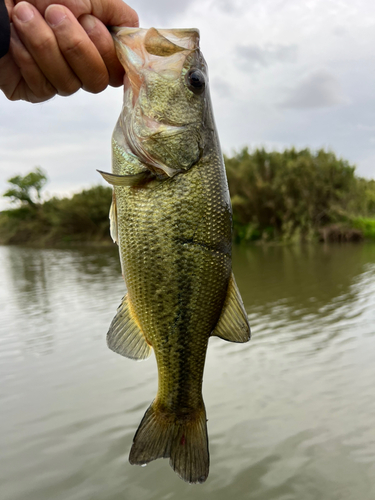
[112,27,200,100]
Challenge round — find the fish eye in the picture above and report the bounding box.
[186,69,205,95]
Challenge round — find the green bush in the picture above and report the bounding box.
[1,149,374,246]
[0,185,113,246]
[351,217,375,239]
[225,147,375,242]
[43,185,112,241]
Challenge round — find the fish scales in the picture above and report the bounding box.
[101,27,251,484]
[115,149,231,410]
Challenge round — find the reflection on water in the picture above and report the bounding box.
[234,243,375,310]
[1,243,375,500]
[1,247,121,356]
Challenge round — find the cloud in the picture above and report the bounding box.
[212,0,243,14]
[2,0,375,213]
[332,26,349,37]
[211,79,233,98]
[136,0,197,24]
[236,43,298,71]
[0,89,122,210]
[280,70,348,109]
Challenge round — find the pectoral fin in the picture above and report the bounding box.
[109,192,118,244]
[107,294,152,360]
[98,169,149,187]
[211,273,251,343]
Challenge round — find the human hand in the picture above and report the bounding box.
[0,0,138,103]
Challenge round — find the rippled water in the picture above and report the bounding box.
[1,243,375,500]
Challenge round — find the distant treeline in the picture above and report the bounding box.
[0,185,113,246]
[226,148,375,243]
[1,148,375,246]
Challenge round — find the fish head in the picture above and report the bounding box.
[112,27,211,177]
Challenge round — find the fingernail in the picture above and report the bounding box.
[15,3,34,23]
[46,5,67,27]
[81,15,97,35]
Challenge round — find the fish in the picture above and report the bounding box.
[99,27,251,484]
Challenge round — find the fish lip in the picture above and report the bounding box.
[111,26,200,38]
[110,26,142,36]
[111,27,201,54]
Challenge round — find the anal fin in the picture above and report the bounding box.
[107,294,152,360]
[211,272,251,343]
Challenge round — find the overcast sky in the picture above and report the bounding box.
[1,0,375,210]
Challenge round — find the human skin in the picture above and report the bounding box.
[0,0,138,102]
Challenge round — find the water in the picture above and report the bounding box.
[1,243,375,500]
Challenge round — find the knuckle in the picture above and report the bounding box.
[32,33,56,54]
[8,82,27,102]
[97,41,113,61]
[8,91,20,101]
[29,94,52,104]
[84,74,109,94]
[16,49,35,70]
[108,73,123,88]
[58,78,81,96]
[62,36,86,58]
[33,82,56,100]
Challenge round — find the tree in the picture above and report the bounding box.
[3,167,48,206]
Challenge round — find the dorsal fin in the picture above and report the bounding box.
[211,272,251,343]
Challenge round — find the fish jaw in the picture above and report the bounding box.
[111,27,208,177]
[112,27,200,108]
[112,27,200,82]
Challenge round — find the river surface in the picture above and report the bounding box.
[1,243,375,500]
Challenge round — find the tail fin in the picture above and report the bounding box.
[129,401,209,484]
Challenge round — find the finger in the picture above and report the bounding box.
[0,50,23,101]
[45,5,109,93]
[9,24,56,101]
[5,0,13,16]
[12,2,81,96]
[90,0,139,28]
[79,14,124,87]
[0,26,53,103]
[15,0,139,27]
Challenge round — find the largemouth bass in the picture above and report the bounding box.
[99,27,251,484]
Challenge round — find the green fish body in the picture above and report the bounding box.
[100,27,250,484]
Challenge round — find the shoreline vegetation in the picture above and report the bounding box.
[1,148,375,247]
